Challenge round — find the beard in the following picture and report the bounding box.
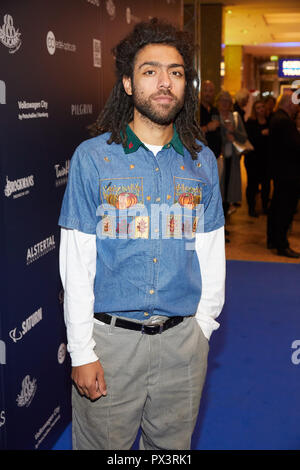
[132,87,184,126]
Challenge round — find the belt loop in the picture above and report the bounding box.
[108,315,116,335]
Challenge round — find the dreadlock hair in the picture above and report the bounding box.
[88,18,205,160]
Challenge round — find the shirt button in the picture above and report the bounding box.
[153,258,157,263]
[144,312,149,316]
[149,289,155,295]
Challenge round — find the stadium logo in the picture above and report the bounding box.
[0,14,22,53]
[16,375,37,407]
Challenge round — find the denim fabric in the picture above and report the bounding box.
[58,128,224,320]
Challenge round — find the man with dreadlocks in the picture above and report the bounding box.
[59,19,225,450]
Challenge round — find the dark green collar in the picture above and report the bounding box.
[123,124,184,156]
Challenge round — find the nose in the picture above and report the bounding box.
[157,68,172,90]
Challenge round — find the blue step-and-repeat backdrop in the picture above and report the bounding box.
[0,0,182,450]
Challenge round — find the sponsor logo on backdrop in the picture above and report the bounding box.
[26,235,56,265]
[126,7,141,25]
[106,0,116,20]
[18,100,49,120]
[57,343,66,364]
[87,0,100,6]
[93,38,101,68]
[16,375,37,407]
[35,406,60,449]
[0,410,5,428]
[71,103,93,116]
[4,174,35,199]
[0,340,6,365]
[0,14,22,53]
[0,80,6,104]
[46,30,76,55]
[54,159,70,187]
[9,307,43,343]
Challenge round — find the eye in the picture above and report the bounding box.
[170,70,184,77]
[144,70,155,76]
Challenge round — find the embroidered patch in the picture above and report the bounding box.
[100,177,144,208]
[134,216,149,238]
[101,215,115,238]
[182,216,199,238]
[165,214,182,238]
[174,176,203,207]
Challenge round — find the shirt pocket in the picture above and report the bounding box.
[98,177,147,238]
[171,176,212,237]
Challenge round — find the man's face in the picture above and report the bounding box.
[123,44,186,125]
[201,82,215,104]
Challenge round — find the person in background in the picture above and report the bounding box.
[245,100,270,217]
[264,95,276,120]
[267,91,300,258]
[217,90,248,239]
[234,88,250,124]
[199,80,222,160]
[295,107,300,132]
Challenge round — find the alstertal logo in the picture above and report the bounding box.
[0,14,22,53]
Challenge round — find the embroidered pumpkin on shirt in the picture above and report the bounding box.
[178,192,195,209]
[116,192,138,209]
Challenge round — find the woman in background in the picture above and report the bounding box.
[217,91,248,229]
[245,100,270,217]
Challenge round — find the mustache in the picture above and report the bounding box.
[150,90,176,99]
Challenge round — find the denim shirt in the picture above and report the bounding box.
[58,126,224,320]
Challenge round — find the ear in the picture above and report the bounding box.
[123,76,132,96]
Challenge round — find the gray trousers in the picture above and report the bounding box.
[72,316,209,450]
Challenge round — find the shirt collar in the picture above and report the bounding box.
[123,124,184,156]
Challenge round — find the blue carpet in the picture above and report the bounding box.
[53,260,300,450]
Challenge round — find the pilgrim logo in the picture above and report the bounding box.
[0,80,6,104]
[0,14,22,53]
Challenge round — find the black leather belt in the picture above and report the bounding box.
[94,312,184,335]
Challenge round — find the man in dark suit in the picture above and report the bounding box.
[267,90,300,258]
[199,80,222,159]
